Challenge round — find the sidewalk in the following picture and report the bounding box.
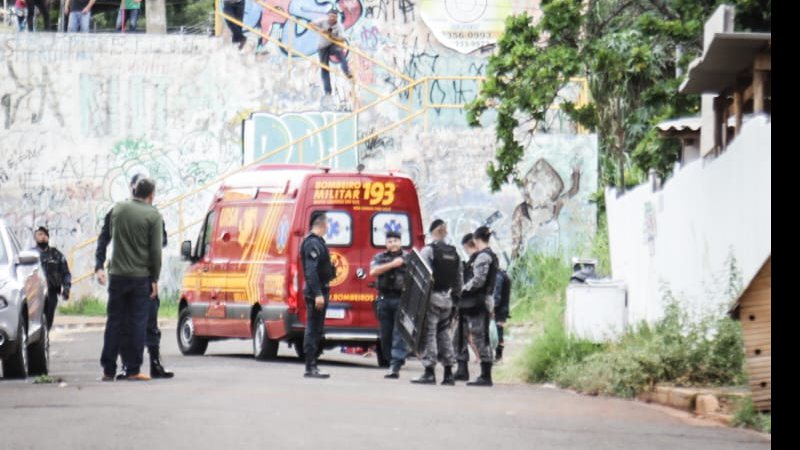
[53,315,177,331]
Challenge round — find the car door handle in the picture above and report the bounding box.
[356,268,366,279]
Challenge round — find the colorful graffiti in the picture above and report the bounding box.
[243,0,363,55]
[242,111,358,167]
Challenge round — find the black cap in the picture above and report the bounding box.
[385,230,401,240]
[310,211,327,230]
[461,233,474,245]
[429,219,445,233]
[35,226,49,237]
[474,225,492,242]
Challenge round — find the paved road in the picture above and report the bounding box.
[0,328,770,450]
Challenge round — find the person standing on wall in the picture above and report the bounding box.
[25,0,48,32]
[64,0,95,33]
[222,0,247,50]
[411,219,462,386]
[312,9,353,103]
[300,211,336,379]
[31,226,71,330]
[116,0,142,33]
[95,174,174,379]
[459,226,499,387]
[99,177,163,382]
[369,230,410,379]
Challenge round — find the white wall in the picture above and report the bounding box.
[606,115,771,324]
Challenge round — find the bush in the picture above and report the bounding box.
[509,250,573,322]
[732,398,771,434]
[552,299,747,398]
[521,297,602,383]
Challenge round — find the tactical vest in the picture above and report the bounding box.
[459,248,499,310]
[374,250,406,295]
[431,241,459,292]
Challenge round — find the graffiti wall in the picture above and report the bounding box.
[360,125,597,267]
[1,0,593,297]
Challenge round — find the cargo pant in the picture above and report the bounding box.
[421,291,455,369]
[460,307,493,363]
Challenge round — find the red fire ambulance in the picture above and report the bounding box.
[176,164,424,366]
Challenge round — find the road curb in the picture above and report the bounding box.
[637,386,748,425]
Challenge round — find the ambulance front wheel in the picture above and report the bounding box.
[253,317,280,360]
[177,308,208,355]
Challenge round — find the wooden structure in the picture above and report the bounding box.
[679,6,771,157]
[729,256,771,412]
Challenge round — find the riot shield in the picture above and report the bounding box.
[397,248,433,353]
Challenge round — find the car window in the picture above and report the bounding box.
[371,213,411,247]
[8,229,22,253]
[0,233,7,264]
[321,211,352,247]
[197,210,217,259]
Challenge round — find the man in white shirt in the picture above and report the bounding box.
[313,9,353,97]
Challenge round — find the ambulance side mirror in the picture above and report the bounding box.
[181,240,193,262]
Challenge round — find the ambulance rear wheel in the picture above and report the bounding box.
[177,308,208,355]
[253,318,279,360]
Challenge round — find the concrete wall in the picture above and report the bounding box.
[1,0,596,297]
[605,115,771,324]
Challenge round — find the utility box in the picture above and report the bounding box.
[565,280,628,343]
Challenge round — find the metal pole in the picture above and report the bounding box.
[58,0,64,31]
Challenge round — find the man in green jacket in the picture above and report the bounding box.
[100,177,163,381]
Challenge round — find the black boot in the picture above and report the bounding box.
[467,362,493,387]
[384,363,401,379]
[411,366,436,384]
[495,345,504,362]
[453,361,469,381]
[149,347,174,379]
[441,366,455,386]
[304,362,330,379]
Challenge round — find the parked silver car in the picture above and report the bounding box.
[0,220,49,378]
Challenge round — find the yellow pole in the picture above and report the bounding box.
[214,0,222,37]
[178,199,184,245]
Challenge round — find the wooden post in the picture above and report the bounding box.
[753,69,766,114]
[721,95,730,151]
[733,87,743,136]
[713,96,723,155]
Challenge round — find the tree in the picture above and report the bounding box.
[467,0,771,193]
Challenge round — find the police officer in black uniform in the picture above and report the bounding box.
[32,226,71,330]
[95,173,174,379]
[370,229,409,379]
[453,232,478,381]
[301,211,336,379]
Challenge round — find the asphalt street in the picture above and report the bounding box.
[0,327,771,450]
